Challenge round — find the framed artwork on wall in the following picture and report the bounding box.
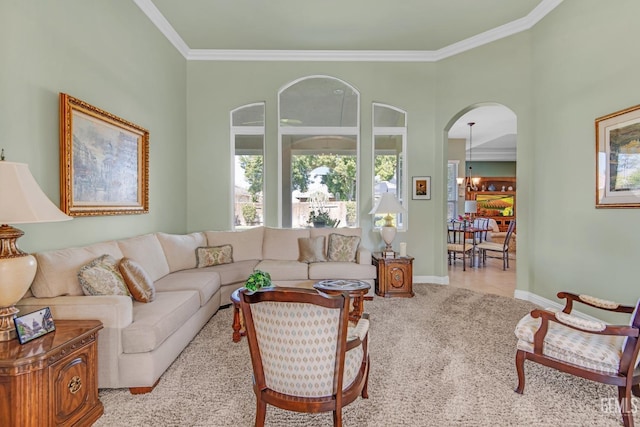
[596,104,640,208]
[59,93,149,216]
[412,176,431,200]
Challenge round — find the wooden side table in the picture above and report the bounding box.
[0,319,103,427]
[372,253,414,298]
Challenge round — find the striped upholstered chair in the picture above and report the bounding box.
[238,287,370,427]
[514,292,640,427]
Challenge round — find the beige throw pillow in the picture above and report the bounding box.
[196,245,233,268]
[78,254,130,297]
[298,236,327,263]
[327,233,360,262]
[118,257,156,303]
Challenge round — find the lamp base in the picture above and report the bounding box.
[0,306,19,341]
[0,225,38,341]
[380,226,397,252]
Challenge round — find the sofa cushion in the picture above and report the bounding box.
[122,291,200,354]
[31,241,123,298]
[205,227,264,262]
[309,262,377,281]
[117,234,170,282]
[327,233,360,262]
[196,245,233,268]
[156,232,207,272]
[298,236,327,263]
[310,227,361,254]
[190,259,258,287]
[154,270,221,307]
[78,254,130,297]
[263,227,310,261]
[119,258,156,303]
[255,260,309,281]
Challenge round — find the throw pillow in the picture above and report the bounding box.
[78,254,130,297]
[118,257,156,303]
[297,236,327,263]
[196,244,233,268]
[327,233,360,263]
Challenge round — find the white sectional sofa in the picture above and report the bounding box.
[17,226,376,392]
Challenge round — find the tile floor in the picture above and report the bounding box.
[447,253,516,298]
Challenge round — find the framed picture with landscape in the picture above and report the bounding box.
[59,93,149,216]
[596,104,640,208]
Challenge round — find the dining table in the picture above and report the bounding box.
[447,221,490,268]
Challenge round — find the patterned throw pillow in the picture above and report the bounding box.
[196,244,233,268]
[78,254,130,297]
[327,233,360,262]
[298,236,327,263]
[118,257,156,303]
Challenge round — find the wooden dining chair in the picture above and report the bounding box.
[514,292,640,427]
[238,287,370,427]
[476,219,515,270]
[447,220,473,271]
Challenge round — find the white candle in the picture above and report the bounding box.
[399,242,407,257]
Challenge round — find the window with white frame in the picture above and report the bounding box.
[447,160,459,220]
[278,76,359,228]
[373,103,407,231]
[231,103,265,229]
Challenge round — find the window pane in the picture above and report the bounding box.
[232,103,264,229]
[280,77,358,127]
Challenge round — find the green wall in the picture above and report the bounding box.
[0,1,187,253]
[186,62,441,274]
[469,162,516,177]
[4,0,640,318]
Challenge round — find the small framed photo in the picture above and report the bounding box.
[14,307,56,345]
[412,176,431,200]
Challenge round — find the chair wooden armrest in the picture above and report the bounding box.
[346,315,369,351]
[557,291,635,314]
[530,309,639,355]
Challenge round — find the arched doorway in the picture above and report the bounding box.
[445,104,517,297]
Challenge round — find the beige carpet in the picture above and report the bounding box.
[95,284,622,426]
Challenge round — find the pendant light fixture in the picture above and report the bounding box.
[464,122,478,215]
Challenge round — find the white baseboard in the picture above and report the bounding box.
[514,290,605,323]
[414,276,448,285]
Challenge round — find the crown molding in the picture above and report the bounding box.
[133,0,189,57]
[139,0,564,62]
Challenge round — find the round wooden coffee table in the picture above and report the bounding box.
[313,279,371,323]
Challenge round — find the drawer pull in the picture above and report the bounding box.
[68,376,82,394]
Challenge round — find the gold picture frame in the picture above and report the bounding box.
[596,104,640,208]
[59,93,149,216]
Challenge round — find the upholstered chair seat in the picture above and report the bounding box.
[514,292,640,427]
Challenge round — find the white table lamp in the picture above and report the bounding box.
[0,160,71,341]
[369,193,406,252]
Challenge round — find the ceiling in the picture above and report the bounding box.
[135,0,547,161]
[136,0,562,61]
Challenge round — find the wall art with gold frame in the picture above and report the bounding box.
[59,93,149,216]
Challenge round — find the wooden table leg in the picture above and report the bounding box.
[232,304,243,342]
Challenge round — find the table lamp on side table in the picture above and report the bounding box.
[369,193,406,255]
[0,160,71,341]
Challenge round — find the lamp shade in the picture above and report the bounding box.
[464,200,478,214]
[369,193,406,215]
[0,162,71,224]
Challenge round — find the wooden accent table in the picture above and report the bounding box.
[372,253,414,298]
[0,319,103,427]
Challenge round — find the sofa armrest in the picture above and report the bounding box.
[17,295,133,329]
[357,248,372,265]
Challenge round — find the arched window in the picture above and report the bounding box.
[373,103,407,231]
[231,102,265,229]
[278,76,360,228]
